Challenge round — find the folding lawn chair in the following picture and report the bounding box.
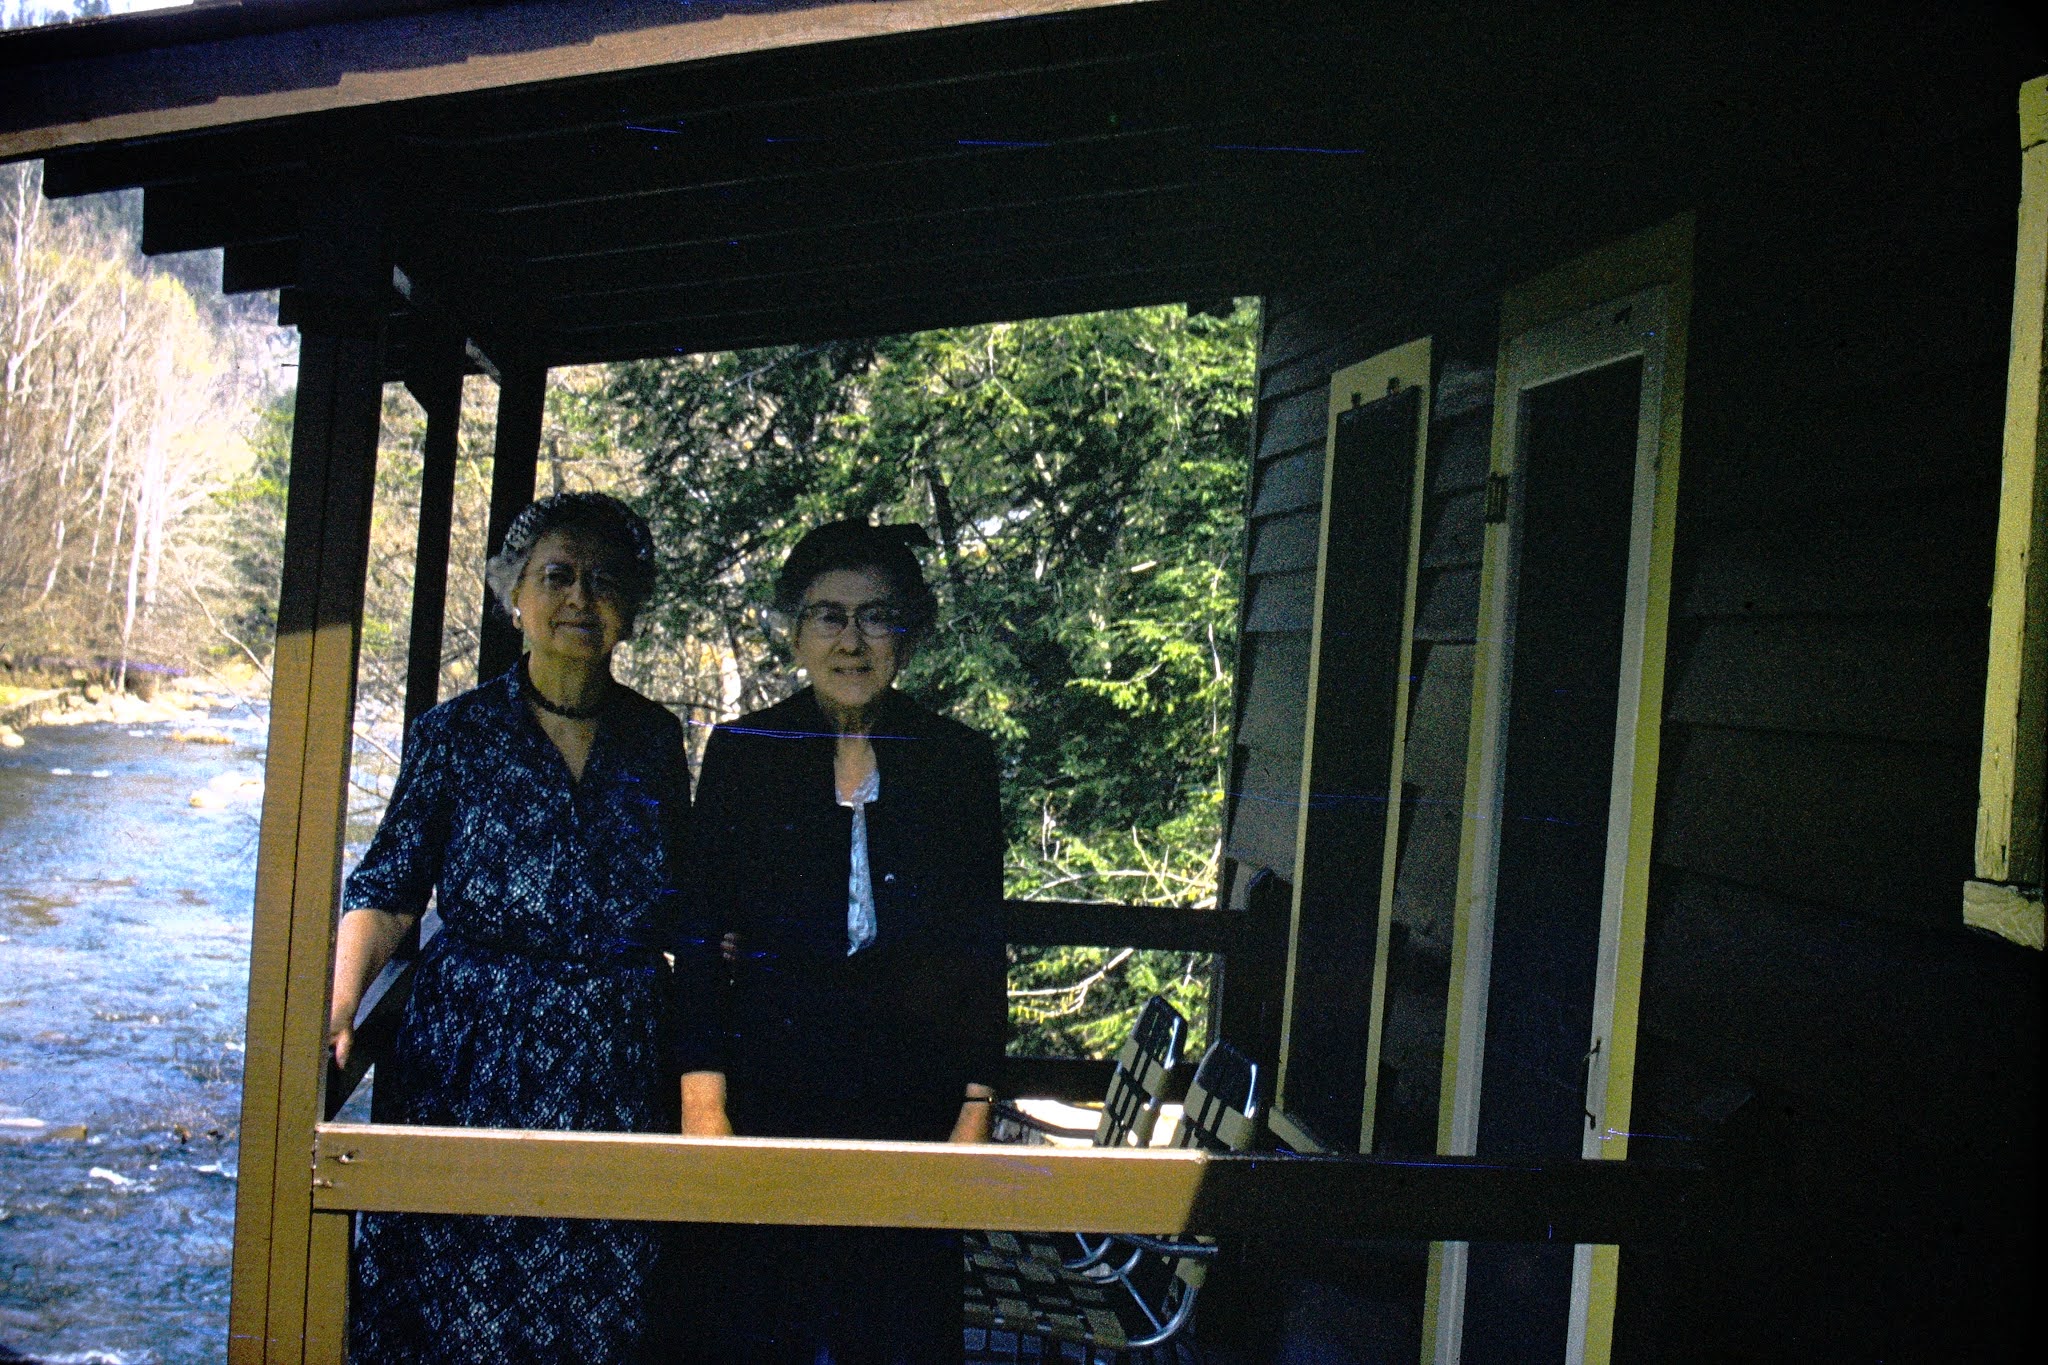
[964,1039,1262,1365]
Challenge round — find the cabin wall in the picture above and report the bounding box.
[1614,79,2041,1365]
[1218,10,2043,1359]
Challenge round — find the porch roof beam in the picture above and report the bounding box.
[546,257,1257,366]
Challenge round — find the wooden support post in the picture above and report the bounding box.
[401,329,465,734]
[1215,869,1290,1090]
[476,363,545,683]
[1967,76,2048,950]
[227,167,389,1365]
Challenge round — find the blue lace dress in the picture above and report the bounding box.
[342,666,712,1364]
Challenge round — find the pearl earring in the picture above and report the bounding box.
[513,607,523,626]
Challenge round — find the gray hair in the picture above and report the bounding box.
[484,492,658,623]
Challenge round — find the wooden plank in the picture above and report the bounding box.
[1411,565,1479,643]
[1655,725,1980,931]
[1401,642,1475,791]
[1426,411,1491,496]
[1257,290,1354,375]
[1226,746,1303,876]
[1665,614,1989,747]
[478,121,1217,267]
[0,0,1161,160]
[1250,451,1322,518]
[402,331,465,733]
[267,425,382,1363]
[309,1124,1697,1246]
[313,1126,1207,1232]
[1974,102,2048,890]
[227,172,389,1365]
[516,172,1212,298]
[1390,800,1463,952]
[550,256,1254,368]
[1432,361,1496,423]
[475,365,545,684]
[221,238,298,295]
[1233,631,1311,753]
[1676,483,1997,619]
[1256,385,1328,463]
[1676,360,2007,530]
[1247,509,1319,576]
[1641,868,2041,1157]
[1387,642,1476,958]
[1370,925,1453,1157]
[1962,879,2045,949]
[141,170,298,255]
[409,50,1226,218]
[1002,901,1249,953]
[541,216,1230,335]
[1243,569,1315,634]
[1419,488,1484,568]
[228,585,313,1364]
[302,1212,351,1365]
[38,124,306,197]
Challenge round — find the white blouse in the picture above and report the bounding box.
[838,767,881,955]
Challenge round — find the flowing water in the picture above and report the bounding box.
[1,709,268,1365]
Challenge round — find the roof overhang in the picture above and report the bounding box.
[9,1,2027,376]
[0,0,1154,162]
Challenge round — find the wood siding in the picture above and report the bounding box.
[1224,15,2041,1358]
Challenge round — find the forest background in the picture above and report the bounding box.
[0,159,1257,1057]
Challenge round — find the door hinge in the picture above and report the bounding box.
[1484,472,1511,524]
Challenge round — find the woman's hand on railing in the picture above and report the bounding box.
[329,907,417,1072]
[328,1013,356,1071]
[681,1070,734,1137]
[949,1084,997,1143]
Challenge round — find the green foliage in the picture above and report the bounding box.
[210,395,291,656]
[616,303,1256,1055]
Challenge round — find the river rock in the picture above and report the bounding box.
[172,728,233,745]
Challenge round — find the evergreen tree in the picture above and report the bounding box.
[613,303,1256,1054]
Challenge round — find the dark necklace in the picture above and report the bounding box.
[520,657,611,721]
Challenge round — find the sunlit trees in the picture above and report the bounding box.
[0,162,259,681]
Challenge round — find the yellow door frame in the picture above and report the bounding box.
[1274,338,1433,1154]
[1424,215,1693,1365]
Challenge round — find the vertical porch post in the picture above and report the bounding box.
[476,363,545,682]
[401,327,466,733]
[227,167,389,1365]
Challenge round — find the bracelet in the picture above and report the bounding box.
[962,1095,995,1104]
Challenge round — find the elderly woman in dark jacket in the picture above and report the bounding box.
[688,519,1007,1364]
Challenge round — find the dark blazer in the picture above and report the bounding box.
[691,686,1007,1142]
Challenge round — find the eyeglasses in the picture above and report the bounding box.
[796,601,907,640]
[527,561,628,602]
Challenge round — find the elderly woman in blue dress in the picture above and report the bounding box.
[326,492,724,1363]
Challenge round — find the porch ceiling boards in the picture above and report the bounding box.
[6,1,1965,372]
[2,0,1359,372]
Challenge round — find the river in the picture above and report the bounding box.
[1,708,270,1365]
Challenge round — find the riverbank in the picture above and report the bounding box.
[0,672,264,752]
